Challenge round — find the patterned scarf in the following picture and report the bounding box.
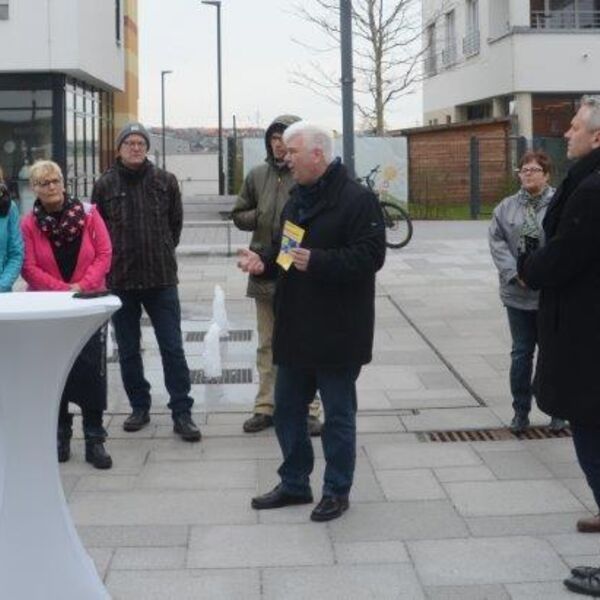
[518,186,548,254]
[33,196,85,248]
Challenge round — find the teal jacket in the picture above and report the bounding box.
[0,202,24,291]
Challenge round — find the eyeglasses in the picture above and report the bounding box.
[122,141,147,149]
[35,178,63,188]
[517,167,544,175]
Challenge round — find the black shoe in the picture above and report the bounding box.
[307,415,322,437]
[572,566,600,579]
[564,571,600,597]
[57,437,71,463]
[173,413,202,442]
[510,412,530,435]
[85,440,113,470]
[251,484,313,510]
[243,413,273,433]
[123,408,150,432]
[310,495,349,522]
[549,417,567,432]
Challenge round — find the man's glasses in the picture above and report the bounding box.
[122,141,147,149]
[35,178,63,188]
[517,167,544,175]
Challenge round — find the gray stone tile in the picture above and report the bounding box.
[137,460,257,490]
[409,537,566,585]
[188,524,333,568]
[476,450,554,480]
[106,569,261,600]
[334,540,409,564]
[434,465,496,483]
[111,547,186,570]
[466,513,588,538]
[70,490,256,526]
[444,480,584,517]
[263,564,425,600]
[357,415,405,433]
[79,525,189,548]
[505,582,577,599]
[88,547,114,581]
[74,475,138,492]
[424,584,510,599]
[377,469,447,501]
[367,443,481,470]
[545,533,600,556]
[329,501,468,542]
[401,407,503,431]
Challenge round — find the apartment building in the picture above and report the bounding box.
[422,0,600,139]
[0,0,138,209]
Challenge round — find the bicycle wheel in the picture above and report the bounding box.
[380,201,413,249]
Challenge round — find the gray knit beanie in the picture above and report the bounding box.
[116,122,151,150]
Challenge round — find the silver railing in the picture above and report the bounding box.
[462,29,480,57]
[531,10,600,29]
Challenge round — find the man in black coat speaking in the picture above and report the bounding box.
[518,95,600,597]
[238,121,386,522]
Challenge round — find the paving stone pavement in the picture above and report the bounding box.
[56,220,597,599]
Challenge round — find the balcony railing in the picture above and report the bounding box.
[442,43,457,67]
[463,29,480,57]
[531,10,600,29]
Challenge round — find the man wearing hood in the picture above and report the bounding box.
[92,122,201,443]
[233,115,322,435]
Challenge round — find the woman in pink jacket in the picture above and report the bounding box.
[21,160,113,469]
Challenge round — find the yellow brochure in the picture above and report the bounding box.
[276,220,306,271]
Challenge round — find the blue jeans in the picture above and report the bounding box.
[506,306,538,415]
[274,365,361,498]
[571,423,600,512]
[112,286,194,415]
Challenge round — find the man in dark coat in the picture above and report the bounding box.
[518,95,600,597]
[92,122,201,443]
[232,115,322,435]
[238,121,386,522]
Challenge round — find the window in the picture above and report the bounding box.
[0,1,8,20]
[443,11,457,66]
[115,0,122,45]
[463,0,480,56]
[425,24,437,75]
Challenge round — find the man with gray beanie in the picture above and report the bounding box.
[92,121,201,442]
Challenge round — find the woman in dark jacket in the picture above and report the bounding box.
[21,160,113,469]
[519,96,600,597]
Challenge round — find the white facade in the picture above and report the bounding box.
[0,0,124,90]
[422,0,600,136]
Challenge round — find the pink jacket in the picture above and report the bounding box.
[21,203,112,292]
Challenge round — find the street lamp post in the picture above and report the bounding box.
[161,69,173,171]
[340,0,355,178]
[201,0,225,195]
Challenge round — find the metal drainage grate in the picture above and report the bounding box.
[186,329,252,342]
[418,426,572,443]
[190,368,253,384]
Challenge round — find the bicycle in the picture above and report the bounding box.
[359,165,413,249]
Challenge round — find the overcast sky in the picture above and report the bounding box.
[138,0,423,131]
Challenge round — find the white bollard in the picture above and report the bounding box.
[202,322,222,379]
[211,284,230,338]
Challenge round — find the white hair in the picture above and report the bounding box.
[283,121,334,163]
[580,95,600,131]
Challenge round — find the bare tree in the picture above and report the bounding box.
[291,0,424,135]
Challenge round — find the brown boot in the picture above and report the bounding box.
[577,514,600,533]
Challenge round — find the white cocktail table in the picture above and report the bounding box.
[0,291,121,600]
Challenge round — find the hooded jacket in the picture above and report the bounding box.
[232,114,300,298]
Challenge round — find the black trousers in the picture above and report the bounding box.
[58,326,107,440]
